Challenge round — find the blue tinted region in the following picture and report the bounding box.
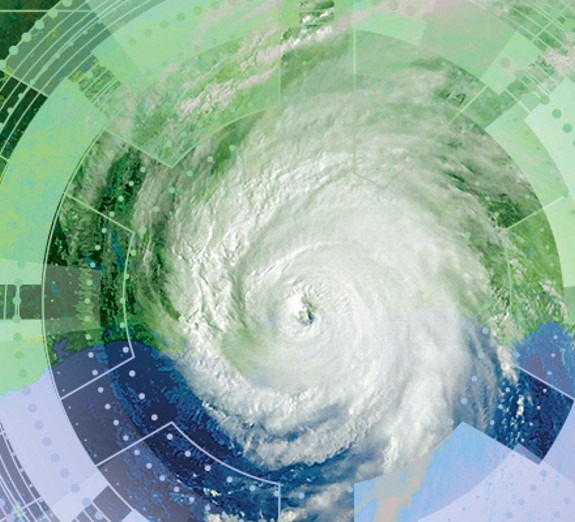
[516,322,575,398]
[489,371,572,460]
[354,499,377,522]
[354,423,510,522]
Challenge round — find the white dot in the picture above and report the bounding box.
[205,464,211,471]
[98,387,104,393]
[134,449,140,456]
[88,352,94,358]
[113,419,119,426]
[174,486,180,492]
[184,450,191,457]
[166,433,173,440]
[123,346,129,353]
[123,435,129,441]
[189,497,195,503]
[159,475,166,481]
[129,370,136,377]
[151,414,158,421]
[249,485,256,492]
[146,463,152,469]
[226,476,233,483]
[138,393,145,400]
[105,404,111,410]
[92,370,98,376]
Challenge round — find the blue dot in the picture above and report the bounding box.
[298,492,305,499]
[460,398,468,405]
[471,375,478,383]
[347,487,354,494]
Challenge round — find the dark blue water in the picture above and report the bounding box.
[52,322,575,521]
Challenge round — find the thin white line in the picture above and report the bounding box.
[517,365,574,400]
[0,465,20,520]
[505,196,564,231]
[60,354,135,400]
[95,421,282,487]
[95,423,172,468]
[170,424,281,486]
[277,483,282,521]
[63,193,135,234]
[0,448,34,513]
[96,483,133,519]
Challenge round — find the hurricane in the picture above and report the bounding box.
[56,2,573,520]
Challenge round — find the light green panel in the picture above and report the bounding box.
[91,0,282,86]
[0,80,106,285]
[0,321,46,396]
[351,10,427,46]
[525,79,575,195]
[421,0,513,79]
[563,286,575,322]
[544,197,575,287]
[486,103,566,207]
[481,31,541,95]
[0,260,44,287]
[279,0,299,29]
[91,37,152,95]
[354,31,419,79]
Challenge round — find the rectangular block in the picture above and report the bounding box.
[486,103,567,206]
[481,31,541,94]
[544,196,575,287]
[93,486,131,521]
[525,79,575,194]
[422,0,513,78]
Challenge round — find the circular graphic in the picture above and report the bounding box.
[1,1,575,521]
